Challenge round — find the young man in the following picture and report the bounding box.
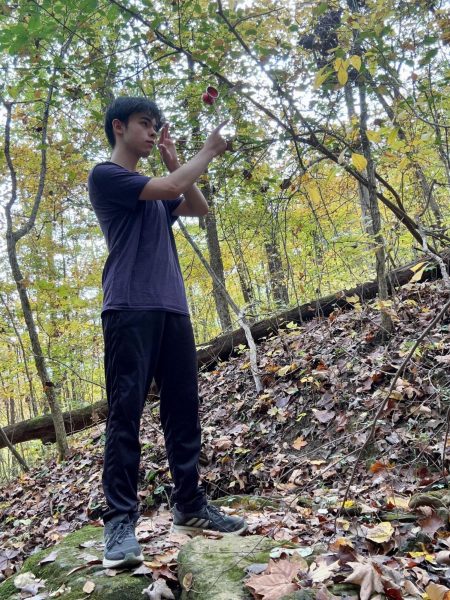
[88,97,246,569]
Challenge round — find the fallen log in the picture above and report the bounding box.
[1,250,448,449]
[196,249,450,367]
[2,401,108,449]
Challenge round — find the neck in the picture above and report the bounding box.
[109,148,140,172]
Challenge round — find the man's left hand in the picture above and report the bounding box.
[158,123,181,172]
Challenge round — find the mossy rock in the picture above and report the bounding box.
[282,592,317,600]
[177,534,315,600]
[0,525,151,600]
[210,495,281,511]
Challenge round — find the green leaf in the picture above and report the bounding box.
[420,48,438,66]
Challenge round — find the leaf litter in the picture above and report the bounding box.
[1,280,450,598]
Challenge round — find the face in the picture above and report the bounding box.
[112,112,158,157]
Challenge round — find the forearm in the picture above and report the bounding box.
[182,184,208,215]
[165,148,215,196]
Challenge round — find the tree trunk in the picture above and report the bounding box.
[264,238,289,307]
[203,185,233,331]
[358,80,393,337]
[4,96,69,461]
[0,425,29,472]
[344,84,374,237]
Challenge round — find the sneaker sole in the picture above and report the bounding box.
[171,523,247,536]
[102,552,144,569]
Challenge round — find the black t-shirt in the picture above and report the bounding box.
[88,161,189,316]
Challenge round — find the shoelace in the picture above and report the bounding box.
[106,521,134,550]
[205,504,228,524]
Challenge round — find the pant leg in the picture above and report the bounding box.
[102,310,166,524]
[154,313,206,512]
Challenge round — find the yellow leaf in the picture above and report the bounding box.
[314,70,330,89]
[351,153,367,172]
[349,55,362,71]
[410,260,428,272]
[408,551,435,562]
[367,130,381,143]
[345,295,360,304]
[398,157,410,170]
[334,58,344,71]
[366,521,394,544]
[251,462,265,473]
[306,182,321,203]
[277,363,297,377]
[387,127,399,146]
[410,263,428,283]
[337,66,348,86]
[386,495,410,510]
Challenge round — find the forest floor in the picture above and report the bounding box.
[1,278,450,599]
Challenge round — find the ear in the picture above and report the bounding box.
[112,118,126,139]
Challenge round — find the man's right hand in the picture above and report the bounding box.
[202,120,230,158]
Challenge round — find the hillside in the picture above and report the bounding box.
[1,279,450,597]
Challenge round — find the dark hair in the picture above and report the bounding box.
[104,96,164,147]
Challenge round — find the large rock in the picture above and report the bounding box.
[177,534,294,600]
[0,525,151,600]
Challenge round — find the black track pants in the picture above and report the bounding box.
[101,310,205,523]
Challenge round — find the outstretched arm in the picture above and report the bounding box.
[138,121,228,204]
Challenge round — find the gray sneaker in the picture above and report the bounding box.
[172,503,247,535]
[103,515,144,568]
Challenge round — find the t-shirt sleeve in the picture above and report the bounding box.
[164,197,184,226]
[90,163,150,210]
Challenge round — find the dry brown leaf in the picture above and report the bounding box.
[309,561,338,583]
[436,551,450,565]
[82,580,95,594]
[345,561,384,600]
[403,579,423,597]
[131,564,152,576]
[385,496,410,510]
[419,512,446,536]
[14,572,46,595]
[246,559,301,600]
[426,582,450,600]
[292,436,308,450]
[80,552,101,564]
[182,572,193,591]
[312,409,335,423]
[215,437,232,451]
[39,551,58,565]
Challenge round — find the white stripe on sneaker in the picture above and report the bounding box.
[185,518,209,528]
